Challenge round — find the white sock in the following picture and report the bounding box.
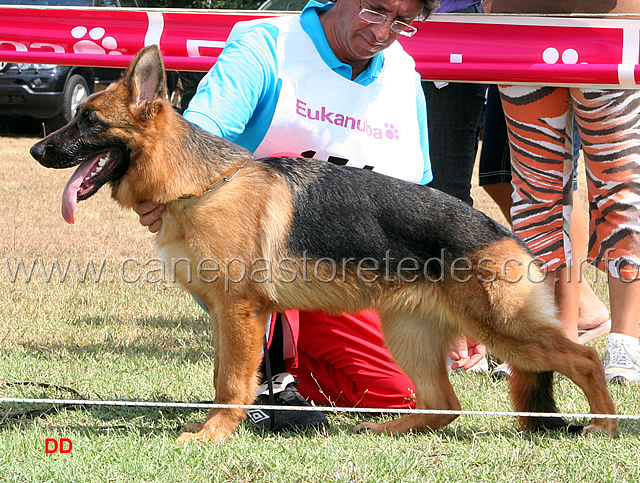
[608,333,640,347]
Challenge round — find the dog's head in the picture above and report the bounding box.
[30,45,169,224]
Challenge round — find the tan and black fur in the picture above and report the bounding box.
[31,46,617,442]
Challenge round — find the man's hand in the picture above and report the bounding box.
[133,201,165,233]
[449,336,486,371]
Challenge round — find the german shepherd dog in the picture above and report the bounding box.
[31,45,617,442]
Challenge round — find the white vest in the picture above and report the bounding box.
[252,16,425,184]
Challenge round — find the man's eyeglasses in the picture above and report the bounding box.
[358,2,421,37]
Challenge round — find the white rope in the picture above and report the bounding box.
[2,397,639,420]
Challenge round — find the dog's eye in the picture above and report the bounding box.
[87,111,100,124]
[79,110,108,131]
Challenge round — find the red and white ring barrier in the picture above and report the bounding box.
[1,7,640,87]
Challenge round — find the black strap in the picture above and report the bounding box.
[1,381,88,423]
[262,337,276,431]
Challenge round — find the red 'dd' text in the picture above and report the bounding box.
[45,438,73,453]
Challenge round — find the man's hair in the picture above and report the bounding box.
[421,0,441,18]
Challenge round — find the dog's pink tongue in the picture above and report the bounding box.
[62,161,96,224]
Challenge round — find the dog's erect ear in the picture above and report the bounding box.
[125,45,167,117]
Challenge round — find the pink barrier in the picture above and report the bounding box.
[1,7,640,87]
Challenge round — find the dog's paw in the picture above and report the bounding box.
[181,423,204,433]
[176,431,202,445]
[582,420,617,437]
[176,423,206,444]
[353,421,384,434]
[176,424,204,445]
[176,423,234,444]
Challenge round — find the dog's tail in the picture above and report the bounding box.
[509,368,583,434]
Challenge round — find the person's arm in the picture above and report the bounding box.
[183,22,280,143]
[134,22,280,232]
[415,73,433,185]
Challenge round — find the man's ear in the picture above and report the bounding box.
[124,45,167,118]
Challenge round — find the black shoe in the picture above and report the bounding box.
[246,372,329,432]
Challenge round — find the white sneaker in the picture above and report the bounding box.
[604,336,640,384]
[491,361,512,379]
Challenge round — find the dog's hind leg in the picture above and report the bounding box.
[469,277,617,436]
[177,299,270,443]
[354,310,462,435]
[505,336,617,436]
[433,240,618,436]
[509,368,579,432]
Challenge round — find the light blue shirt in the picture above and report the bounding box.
[184,0,431,184]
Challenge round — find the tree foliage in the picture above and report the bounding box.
[147,0,263,9]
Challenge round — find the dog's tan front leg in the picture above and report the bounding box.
[178,301,268,443]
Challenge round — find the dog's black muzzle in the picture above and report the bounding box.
[30,140,48,165]
[30,134,84,170]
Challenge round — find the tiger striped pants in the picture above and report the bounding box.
[498,86,640,281]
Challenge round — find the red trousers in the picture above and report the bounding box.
[280,310,416,409]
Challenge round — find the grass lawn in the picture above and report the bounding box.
[1,133,639,482]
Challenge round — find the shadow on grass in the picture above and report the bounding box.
[1,396,212,436]
[1,403,336,441]
[2,403,604,442]
[19,340,214,365]
[78,313,211,332]
[436,421,590,442]
[344,412,592,443]
[19,314,214,364]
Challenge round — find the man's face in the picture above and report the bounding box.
[330,0,424,62]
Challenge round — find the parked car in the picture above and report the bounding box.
[0,0,180,132]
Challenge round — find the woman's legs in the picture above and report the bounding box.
[575,88,640,382]
[499,85,581,341]
[608,278,640,340]
[571,190,610,332]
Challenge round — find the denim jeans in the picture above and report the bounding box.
[423,2,486,206]
[423,80,487,205]
[478,84,511,187]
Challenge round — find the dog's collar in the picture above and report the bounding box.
[177,157,253,200]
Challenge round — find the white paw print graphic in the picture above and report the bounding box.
[71,26,122,55]
[542,47,585,65]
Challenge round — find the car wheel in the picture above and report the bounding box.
[45,74,90,133]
